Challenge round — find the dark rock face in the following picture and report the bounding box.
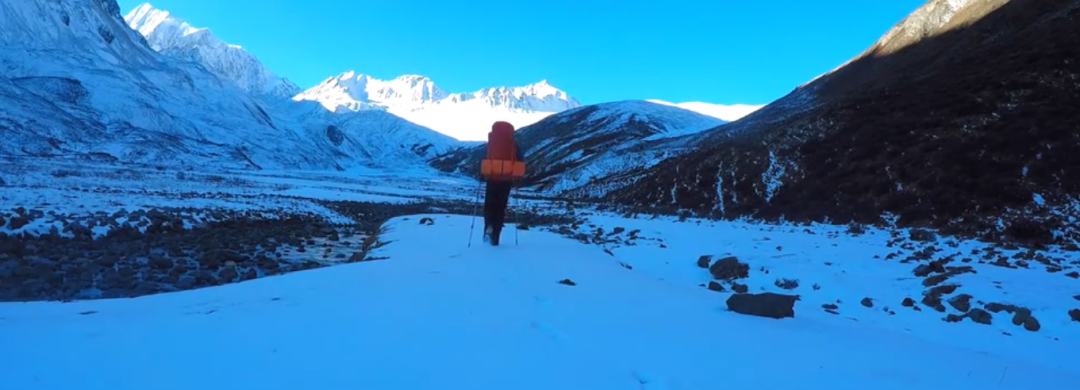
[601,0,1080,247]
[726,292,798,319]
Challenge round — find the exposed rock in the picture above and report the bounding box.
[1069,308,1080,322]
[860,297,873,308]
[909,229,937,242]
[696,255,712,269]
[730,281,749,294]
[947,294,973,312]
[708,256,749,281]
[419,217,435,225]
[219,267,238,283]
[922,294,946,312]
[774,278,799,290]
[822,303,839,310]
[558,278,576,286]
[8,216,30,231]
[967,308,993,325]
[902,297,916,307]
[706,281,726,292]
[148,254,173,270]
[726,292,798,319]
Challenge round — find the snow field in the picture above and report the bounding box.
[1,214,1074,390]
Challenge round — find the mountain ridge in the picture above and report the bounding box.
[603,0,1080,247]
[294,71,582,141]
[124,3,303,101]
[0,0,459,171]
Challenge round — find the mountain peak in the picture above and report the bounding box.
[124,4,302,100]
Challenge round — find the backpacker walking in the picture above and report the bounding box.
[479,121,526,246]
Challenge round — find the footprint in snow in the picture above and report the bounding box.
[632,370,669,390]
[533,296,554,308]
[530,321,564,342]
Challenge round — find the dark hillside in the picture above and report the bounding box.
[607,0,1080,246]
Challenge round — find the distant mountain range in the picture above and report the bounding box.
[123,3,758,141]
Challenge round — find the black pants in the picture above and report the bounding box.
[483,180,513,237]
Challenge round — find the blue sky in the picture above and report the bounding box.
[118,0,927,105]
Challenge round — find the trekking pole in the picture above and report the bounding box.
[513,184,520,246]
[467,179,483,247]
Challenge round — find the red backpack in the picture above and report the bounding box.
[480,121,526,181]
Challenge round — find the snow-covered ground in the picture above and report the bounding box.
[1,159,1077,389]
[1,212,1076,389]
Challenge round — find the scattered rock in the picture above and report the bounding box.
[730,281,749,294]
[922,294,946,312]
[8,216,29,231]
[1012,309,1041,332]
[967,308,993,324]
[945,314,965,323]
[708,256,749,281]
[909,229,937,242]
[726,292,798,319]
[822,303,839,310]
[706,281,726,292]
[860,297,873,308]
[1066,271,1079,279]
[696,255,712,269]
[419,217,435,226]
[901,297,916,307]
[774,278,799,290]
[219,267,238,283]
[148,254,173,270]
[558,279,576,286]
[1069,309,1080,322]
[948,294,973,312]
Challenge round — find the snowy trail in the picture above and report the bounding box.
[0,215,1073,390]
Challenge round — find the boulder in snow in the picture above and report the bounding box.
[708,256,749,280]
[726,292,798,319]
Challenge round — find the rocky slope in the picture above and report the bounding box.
[0,0,458,170]
[600,0,1080,246]
[430,100,724,194]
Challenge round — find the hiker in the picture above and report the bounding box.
[479,121,526,246]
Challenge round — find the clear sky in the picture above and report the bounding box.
[117,0,928,106]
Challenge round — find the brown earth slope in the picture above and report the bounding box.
[606,0,1080,246]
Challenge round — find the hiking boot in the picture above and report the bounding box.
[491,225,502,246]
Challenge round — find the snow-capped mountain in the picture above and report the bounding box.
[430,100,725,194]
[0,0,459,171]
[295,72,582,141]
[123,3,302,101]
[645,100,764,122]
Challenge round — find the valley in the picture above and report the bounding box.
[1,0,1078,388]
